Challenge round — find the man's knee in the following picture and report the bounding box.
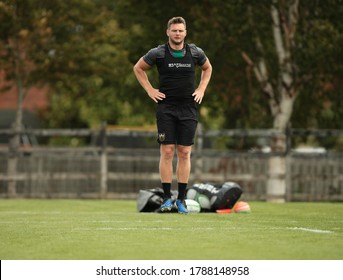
[161,145,175,160]
[177,145,191,160]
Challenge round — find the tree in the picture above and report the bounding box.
[292,0,343,130]
[239,0,306,202]
[0,0,58,196]
[239,0,343,201]
[1,0,135,128]
[0,0,54,150]
[0,0,133,195]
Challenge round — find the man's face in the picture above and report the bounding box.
[166,23,187,46]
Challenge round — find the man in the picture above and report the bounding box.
[133,16,212,214]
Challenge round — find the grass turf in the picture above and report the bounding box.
[0,199,342,260]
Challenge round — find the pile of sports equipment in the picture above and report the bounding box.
[137,181,243,213]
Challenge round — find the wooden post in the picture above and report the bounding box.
[194,123,203,183]
[6,156,18,198]
[266,131,287,203]
[266,156,286,202]
[285,124,292,201]
[100,122,108,198]
[7,123,20,198]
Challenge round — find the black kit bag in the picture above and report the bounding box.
[137,188,178,212]
[211,182,243,210]
[186,181,243,211]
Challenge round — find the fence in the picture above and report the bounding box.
[0,127,342,201]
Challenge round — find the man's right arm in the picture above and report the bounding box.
[133,58,166,103]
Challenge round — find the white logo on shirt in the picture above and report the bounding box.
[168,63,191,68]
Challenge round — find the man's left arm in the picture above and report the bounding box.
[192,59,212,104]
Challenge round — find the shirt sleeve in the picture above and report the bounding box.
[188,43,208,66]
[142,47,159,66]
[196,47,207,66]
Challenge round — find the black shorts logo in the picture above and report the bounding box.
[158,133,166,142]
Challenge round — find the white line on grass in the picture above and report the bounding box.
[96,227,174,231]
[72,227,215,231]
[286,227,332,234]
[97,227,215,231]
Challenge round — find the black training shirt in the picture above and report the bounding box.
[143,43,208,104]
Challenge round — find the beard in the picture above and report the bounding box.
[169,38,184,46]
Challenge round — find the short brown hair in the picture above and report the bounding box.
[167,16,186,29]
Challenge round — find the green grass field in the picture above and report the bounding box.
[0,199,342,260]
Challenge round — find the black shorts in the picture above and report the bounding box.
[156,102,198,146]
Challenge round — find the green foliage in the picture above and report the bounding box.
[0,0,55,86]
[292,1,343,129]
[1,0,343,130]
[1,0,134,129]
[42,2,134,128]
